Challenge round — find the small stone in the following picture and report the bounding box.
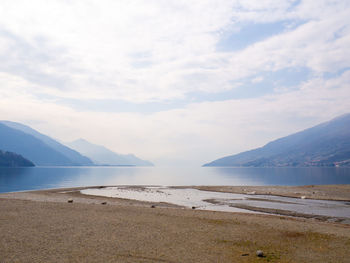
[67,199,73,203]
[151,205,156,208]
[101,202,107,205]
[256,250,264,257]
[301,196,306,199]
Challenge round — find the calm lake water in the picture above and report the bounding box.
[1,166,350,193]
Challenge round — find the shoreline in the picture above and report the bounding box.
[3,183,350,201]
[192,184,350,201]
[1,185,350,262]
[1,184,350,223]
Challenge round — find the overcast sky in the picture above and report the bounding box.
[0,0,349,166]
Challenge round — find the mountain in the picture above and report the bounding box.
[204,113,350,167]
[0,121,93,166]
[66,139,154,166]
[0,121,92,166]
[0,150,35,167]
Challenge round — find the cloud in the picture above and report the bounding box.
[0,0,235,101]
[0,0,349,165]
[1,69,349,165]
[2,0,348,102]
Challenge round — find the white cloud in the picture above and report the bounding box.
[0,0,349,165]
[0,0,348,102]
[0,0,231,101]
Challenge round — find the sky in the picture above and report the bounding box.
[0,0,349,166]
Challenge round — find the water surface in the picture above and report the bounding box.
[81,186,350,220]
[1,166,350,193]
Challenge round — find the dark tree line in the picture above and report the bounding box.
[0,150,35,167]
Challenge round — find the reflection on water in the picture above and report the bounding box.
[81,186,350,219]
[1,166,350,193]
[82,186,261,213]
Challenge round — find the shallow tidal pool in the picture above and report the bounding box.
[81,186,350,222]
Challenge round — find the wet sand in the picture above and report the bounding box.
[81,186,350,224]
[1,185,350,262]
[192,185,350,201]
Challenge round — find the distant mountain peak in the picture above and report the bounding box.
[74,138,89,143]
[66,139,153,166]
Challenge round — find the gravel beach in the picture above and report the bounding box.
[1,185,350,263]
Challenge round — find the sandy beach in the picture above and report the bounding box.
[1,185,350,263]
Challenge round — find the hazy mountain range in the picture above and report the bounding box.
[0,121,153,167]
[66,139,153,166]
[2,113,349,168]
[204,113,350,167]
[0,121,93,166]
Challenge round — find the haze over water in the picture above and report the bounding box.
[1,166,350,193]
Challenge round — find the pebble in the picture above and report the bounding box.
[301,196,306,199]
[256,250,264,257]
[151,205,156,208]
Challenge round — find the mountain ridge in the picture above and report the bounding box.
[0,121,93,166]
[204,113,350,167]
[66,139,154,166]
[0,122,79,166]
